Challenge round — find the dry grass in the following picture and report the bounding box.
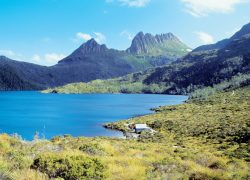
[0,87,249,179]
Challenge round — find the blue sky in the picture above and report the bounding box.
[0,0,250,66]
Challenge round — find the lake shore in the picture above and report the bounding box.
[0,92,187,140]
[0,87,249,179]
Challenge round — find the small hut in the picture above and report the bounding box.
[135,124,151,133]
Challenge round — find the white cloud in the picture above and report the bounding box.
[30,53,66,66]
[0,49,65,66]
[32,54,41,62]
[93,32,106,43]
[0,49,24,60]
[119,0,150,7]
[195,32,214,44]
[76,32,92,41]
[45,53,66,63]
[74,32,106,44]
[120,30,134,40]
[180,0,247,17]
[106,0,150,7]
[0,49,16,57]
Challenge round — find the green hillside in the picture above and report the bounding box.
[45,32,250,95]
[44,23,250,96]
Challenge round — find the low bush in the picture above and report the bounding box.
[7,151,32,170]
[79,144,106,156]
[31,153,107,180]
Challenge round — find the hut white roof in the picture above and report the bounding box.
[135,124,149,129]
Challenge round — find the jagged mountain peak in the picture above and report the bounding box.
[156,33,178,40]
[83,38,107,49]
[126,32,189,56]
[85,38,99,45]
[135,31,145,37]
[132,32,178,43]
[77,38,108,54]
[57,39,109,64]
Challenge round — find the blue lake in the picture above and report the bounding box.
[0,92,187,140]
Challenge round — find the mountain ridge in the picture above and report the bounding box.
[46,22,250,95]
[0,31,189,90]
[194,22,250,52]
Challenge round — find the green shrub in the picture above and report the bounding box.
[7,151,32,170]
[79,144,106,156]
[147,158,183,179]
[138,132,164,143]
[227,143,250,161]
[50,136,62,143]
[31,153,107,180]
[150,120,163,129]
[0,169,14,180]
[188,172,211,180]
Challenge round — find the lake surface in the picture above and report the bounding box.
[0,92,187,140]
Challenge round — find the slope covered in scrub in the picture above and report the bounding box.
[1,86,249,179]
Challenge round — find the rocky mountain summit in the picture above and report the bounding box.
[126,32,190,56]
[69,38,108,55]
[0,31,190,90]
[49,22,250,95]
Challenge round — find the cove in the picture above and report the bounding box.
[0,91,187,140]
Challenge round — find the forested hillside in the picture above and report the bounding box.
[46,22,250,95]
